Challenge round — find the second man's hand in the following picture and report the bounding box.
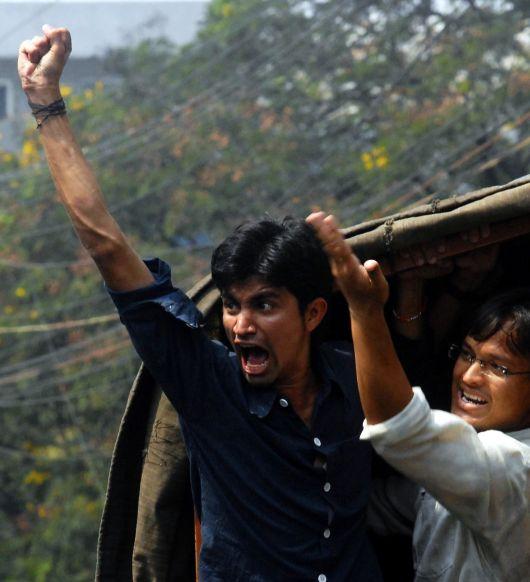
[307,211,413,424]
[306,211,389,319]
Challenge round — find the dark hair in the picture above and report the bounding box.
[467,288,530,358]
[211,217,333,312]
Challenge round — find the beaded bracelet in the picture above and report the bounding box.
[392,299,427,323]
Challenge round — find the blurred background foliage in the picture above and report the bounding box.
[0,0,529,578]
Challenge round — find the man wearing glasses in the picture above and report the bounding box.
[309,212,530,582]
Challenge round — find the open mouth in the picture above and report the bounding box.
[239,346,270,375]
[458,387,488,406]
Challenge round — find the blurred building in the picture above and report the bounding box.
[0,56,118,149]
[0,1,207,151]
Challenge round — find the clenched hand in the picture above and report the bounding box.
[18,25,71,104]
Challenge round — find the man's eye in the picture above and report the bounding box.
[223,302,238,313]
[259,302,273,311]
[460,348,475,362]
[490,362,510,377]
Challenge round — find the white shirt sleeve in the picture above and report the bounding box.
[360,388,529,537]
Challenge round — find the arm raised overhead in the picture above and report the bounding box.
[18,25,154,291]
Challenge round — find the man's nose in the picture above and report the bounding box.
[461,359,484,384]
[233,310,256,335]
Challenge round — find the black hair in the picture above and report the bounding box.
[211,217,333,312]
[467,288,530,358]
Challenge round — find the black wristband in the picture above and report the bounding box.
[27,98,67,129]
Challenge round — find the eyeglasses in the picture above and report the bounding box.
[448,344,530,379]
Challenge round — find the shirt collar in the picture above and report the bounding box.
[314,342,354,403]
[246,383,278,418]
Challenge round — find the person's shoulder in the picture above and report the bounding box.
[320,340,354,360]
[318,341,356,381]
[479,427,530,457]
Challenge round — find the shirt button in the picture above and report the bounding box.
[279,398,289,408]
[323,482,331,493]
[323,528,331,539]
[318,575,327,582]
[313,437,322,447]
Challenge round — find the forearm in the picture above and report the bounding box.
[305,212,414,423]
[392,278,424,340]
[38,113,153,289]
[40,112,117,254]
[350,307,413,424]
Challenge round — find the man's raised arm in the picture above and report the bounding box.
[18,25,154,291]
[306,212,413,424]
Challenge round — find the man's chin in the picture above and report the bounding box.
[239,356,275,385]
[243,372,274,386]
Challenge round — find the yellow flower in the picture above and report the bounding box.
[84,500,99,515]
[361,152,374,171]
[3,305,14,315]
[60,84,73,98]
[37,505,50,518]
[374,146,389,168]
[70,96,85,111]
[222,3,234,17]
[30,309,40,320]
[20,139,40,167]
[24,470,50,486]
[15,287,27,298]
[361,146,389,171]
[94,80,105,92]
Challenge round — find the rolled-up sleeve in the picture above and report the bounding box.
[361,388,529,537]
[108,258,219,417]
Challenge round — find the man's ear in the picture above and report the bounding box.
[304,297,328,332]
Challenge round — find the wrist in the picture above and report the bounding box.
[28,97,67,130]
[25,86,62,107]
[395,277,424,320]
[349,301,386,324]
[392,299,426,323]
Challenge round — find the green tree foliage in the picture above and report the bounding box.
[0,0,528,578]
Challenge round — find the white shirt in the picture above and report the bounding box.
[361,388,530,581]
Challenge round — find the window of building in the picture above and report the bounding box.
[0,81,13,120]
[0,85,6,119]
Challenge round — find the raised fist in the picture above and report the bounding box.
[18,25,72,104]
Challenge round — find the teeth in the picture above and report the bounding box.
[461,389,487,405]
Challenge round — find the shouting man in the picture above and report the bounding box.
[18,26,383,580]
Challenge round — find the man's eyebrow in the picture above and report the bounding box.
[462,340,473,351]
[252,289,281,300]
[465,339,512,364]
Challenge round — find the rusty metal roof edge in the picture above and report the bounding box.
[342,175,530,241]
[183,176,530,314]
[346,177,530,257]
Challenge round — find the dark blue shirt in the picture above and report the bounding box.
[109,259,382,582]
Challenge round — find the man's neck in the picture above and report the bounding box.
[277,368,320,428]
